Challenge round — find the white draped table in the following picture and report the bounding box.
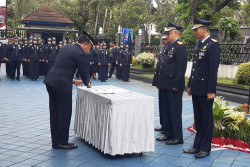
[74,85,155,155]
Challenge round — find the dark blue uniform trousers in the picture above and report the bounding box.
[11,60,21,79]
[46,85,72,146]
[116,65,121,79]
[158,89,164,128]
[192,95,214,152]
[109,63,116,77]
[98,65,108,81]
[161,89,183,140]
[30,61,39,79]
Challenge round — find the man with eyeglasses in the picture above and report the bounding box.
[154,23,187,145]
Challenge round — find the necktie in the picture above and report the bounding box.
[197,41,202,48]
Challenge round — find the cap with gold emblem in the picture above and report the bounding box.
[192,18,212,30]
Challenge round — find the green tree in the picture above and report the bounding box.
[175,0,240,27]
[180,25,196,44]
[218,17,242,42]
[242,0,250,26]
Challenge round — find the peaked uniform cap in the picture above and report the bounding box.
[192,18,212,30]
[164,22,183,32]
[79,30,97,46]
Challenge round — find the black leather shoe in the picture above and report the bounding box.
[156,136,172,141]
[183,148,199,154]
[53,143,77,149]
[16,78,20,81]
[195,151,210,158]
[154,127,163,131]
[166,139,183,145]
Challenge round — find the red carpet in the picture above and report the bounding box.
[187,125,250,153]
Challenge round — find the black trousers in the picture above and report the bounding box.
[121,66,130,81]
[109,63,116,77]
[192,95,214,152]
[98,65,108,81]
[158,89,164,128]
[48,61,55,73]
[116,64,121,79]
[161,89,183,140]
[6,61,11,76]
[30,61,39,79]
[46,85,72,146]
[11,60,21,79]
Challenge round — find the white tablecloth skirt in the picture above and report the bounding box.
[74,86,155,155]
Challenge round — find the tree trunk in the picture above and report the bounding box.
[108,10,112,38]
[103,8,108,35]
[94,4,99,37]
[189,0,198,24]
[120,0,123,27]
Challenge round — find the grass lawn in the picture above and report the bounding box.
[142,74,249,87]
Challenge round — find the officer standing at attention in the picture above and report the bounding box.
[4,37,13,79]
[39,40,46,77]
[9,36,23,81]
[0,40,3,81]
[153,31,169,133]
[47,37,59,72]
[116,42,124,80]
[93,43,100,80]
[154,22,187,145]
[28,37,40,81]
[98,42,110,82]
[22,38,29,77]
[120,44,132,82]
[26,36,34,78]
[183,18,221,158]
[108,41,119,78]
[44,31,96,149]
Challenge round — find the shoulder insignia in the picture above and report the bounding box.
[211,39,218,42]
[177,41,184,45]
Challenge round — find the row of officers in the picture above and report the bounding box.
[83,41,132,82]
[0,37,61,81]
[0,37,132,82]
[153,18,221,158]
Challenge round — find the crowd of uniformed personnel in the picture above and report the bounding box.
[0,37,132,82]
[0,36,64,81]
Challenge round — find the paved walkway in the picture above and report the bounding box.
[0,64,249,167]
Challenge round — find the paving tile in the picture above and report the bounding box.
[169,157,195,167]
[0,65,247,167]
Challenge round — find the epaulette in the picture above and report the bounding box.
[211,39,218,42]
[177,41,184,45]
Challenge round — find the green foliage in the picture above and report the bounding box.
[174,0,240,27]
[180,25,196,44]
[242,0,250,26]
[136,52,155,68]
[236,62,250,85]
[151,35,160,45]
[218,17,242,41]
